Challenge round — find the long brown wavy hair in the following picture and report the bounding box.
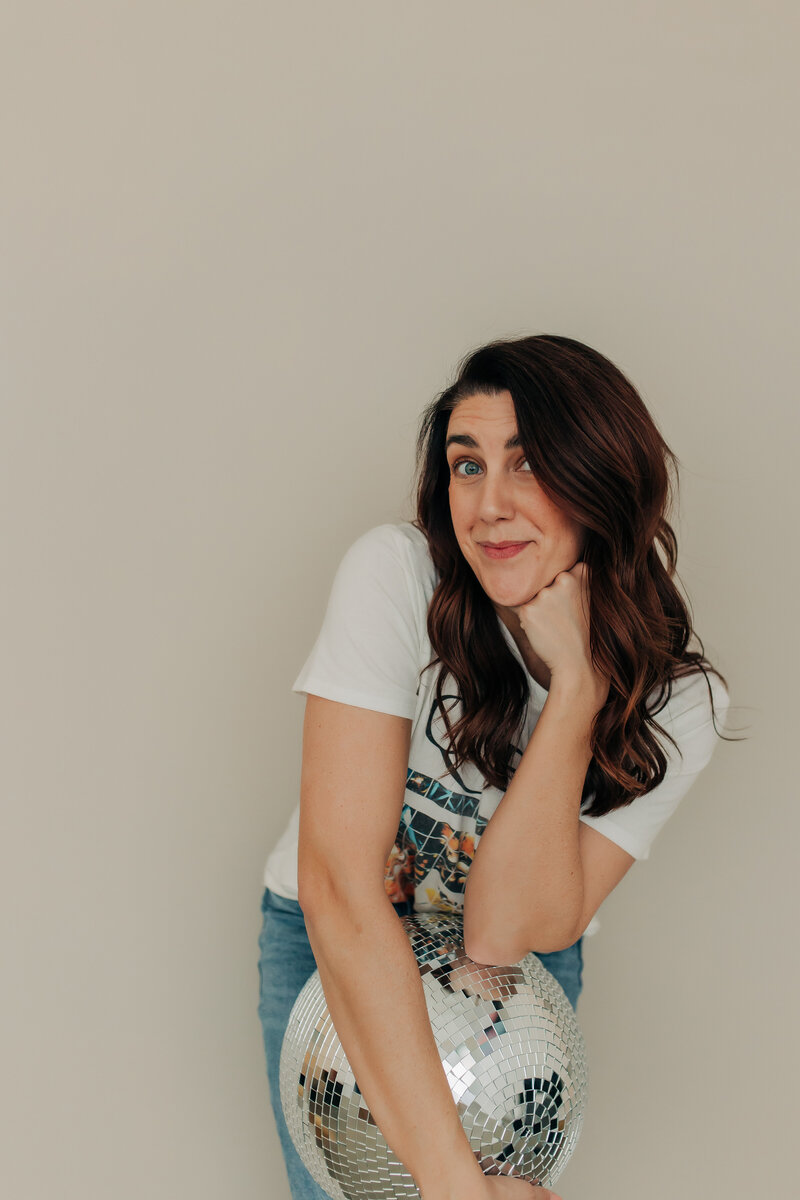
[410,333,732,818]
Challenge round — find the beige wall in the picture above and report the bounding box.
[2,2,796,1197]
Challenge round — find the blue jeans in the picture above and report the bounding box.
[256,886,583,1200]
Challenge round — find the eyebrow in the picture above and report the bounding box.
[445,432,522,451]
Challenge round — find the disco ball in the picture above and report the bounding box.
[279,910,588,1199]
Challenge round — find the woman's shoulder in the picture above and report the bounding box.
[345,520,437,592]
[652,665,730,720]
[647,665,731,768]
[354,518,429,553]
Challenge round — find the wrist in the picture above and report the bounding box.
[417,1145,484,1200]
[547,669,602,710]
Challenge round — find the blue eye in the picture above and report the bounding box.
[452,459,481,477]
[450,457,533,477]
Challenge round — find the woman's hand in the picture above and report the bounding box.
[479,1176,562,1200]
[430,1173,561,1200]
[511,560,610,716]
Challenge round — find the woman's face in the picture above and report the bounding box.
[445,390,586,612]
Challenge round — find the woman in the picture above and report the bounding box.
[257,334,731,1200]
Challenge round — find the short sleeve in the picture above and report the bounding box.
[291,524,423,720]
[578,669,730,860]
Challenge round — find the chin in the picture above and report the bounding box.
[478,572,540,608]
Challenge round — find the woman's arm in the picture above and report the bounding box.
[463,562,609,963]
[297,696,486,1200]
[301,887,488,1200]
[462,679,595,962]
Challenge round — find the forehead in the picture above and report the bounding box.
[448,389,514,421]
[445,390,519,447]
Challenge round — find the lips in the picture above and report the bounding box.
[479,541,530,560]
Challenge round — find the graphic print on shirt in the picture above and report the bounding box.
[382,685,527,912]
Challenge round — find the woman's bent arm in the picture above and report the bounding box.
[295,697,545,1199]
[301,884,486,1200]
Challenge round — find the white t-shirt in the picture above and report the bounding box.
[263,522,729,938]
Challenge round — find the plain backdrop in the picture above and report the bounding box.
[2,2,797,1198]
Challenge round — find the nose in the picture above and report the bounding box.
[477,468,516,521]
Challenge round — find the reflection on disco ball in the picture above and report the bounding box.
[279,910,588,1199]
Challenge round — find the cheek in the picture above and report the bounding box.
[563,521,586,559]
[542,498,581,541]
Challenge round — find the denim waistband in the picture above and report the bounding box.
[261,887,302,914]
